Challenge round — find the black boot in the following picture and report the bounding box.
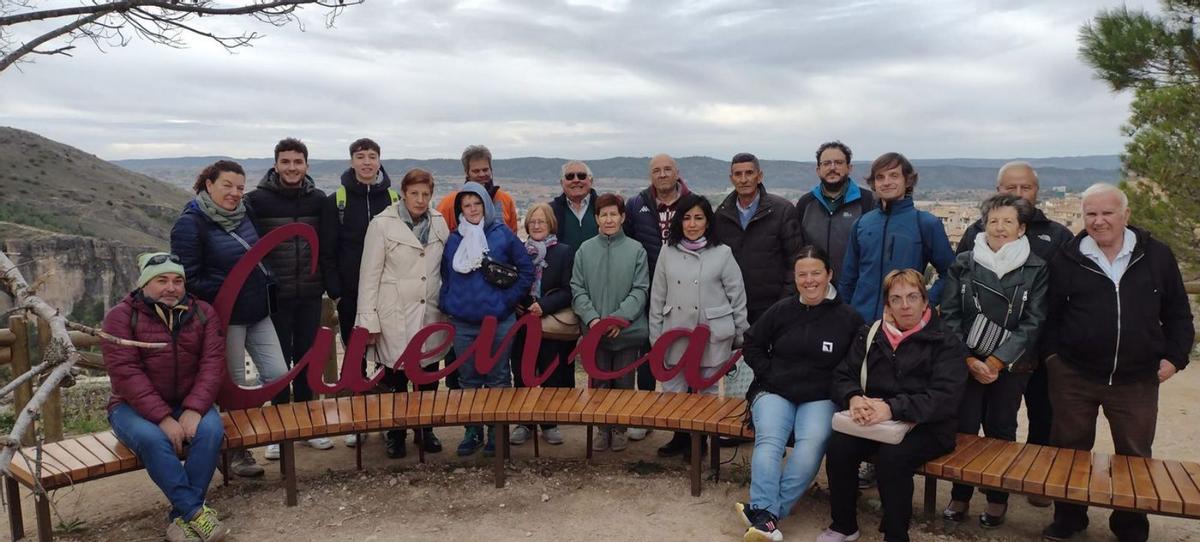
[422,427,442,453]
[657,432,689,457]
[385,429,407,459]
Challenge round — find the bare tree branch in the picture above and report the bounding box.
[0,11,104,72]
[65,320,165,349]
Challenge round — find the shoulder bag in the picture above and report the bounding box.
[831,320,916,445]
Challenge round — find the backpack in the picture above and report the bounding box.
[335,186,399,225]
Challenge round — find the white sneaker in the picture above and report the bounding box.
[626,427,650,441]
[304,437,334,450]
[264,444,280,460]
[610,430,629,452]
[344,433,368,447]
[510,425,531,445]
[542,427,564,445]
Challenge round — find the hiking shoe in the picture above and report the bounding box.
[457,426,484,457]
[187,505,229,542]
[385,430,407,459]
[592,428,610,451]
[743,507,783,542]
[421,428,443,453]
[482,426,497,458]
[510,425,531,445]
[857,463,876,489]
[303,437,334,450]
[166,517,200,542]
[626,427,650,441]
[610,429,629,451]
[344,433,368,447]
[1041,522,1084,541]
[230,449,263,478]
[542,427,564,445]
[264,444,280,460]
[815,528,861,542]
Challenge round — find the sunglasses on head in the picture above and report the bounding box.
[143,253,181,269]
[564,172,589,181]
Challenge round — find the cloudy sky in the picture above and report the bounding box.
[0,0,1156,161]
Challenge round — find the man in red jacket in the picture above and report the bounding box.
[103,252,230,542]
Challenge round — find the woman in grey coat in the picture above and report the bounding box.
[649,194,749,458]
[939,193,1048,529]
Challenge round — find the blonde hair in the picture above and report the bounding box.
[524,202,557,235]
[882,269,928,303]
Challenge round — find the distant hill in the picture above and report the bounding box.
[0,126,191,247]
[114,154,1123,193]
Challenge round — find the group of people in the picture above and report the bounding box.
[97,137,1193,542]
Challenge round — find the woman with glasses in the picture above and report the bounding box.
[171,159,288,478]
[507,203,577,447]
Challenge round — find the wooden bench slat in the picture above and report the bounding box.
[495,387,520,423]
[923,434,982,477]
[479,389,502,423]
[407,390,425,426]
[535,388,563,422]
[7,449,38,487]
[1044,447,1076,498]
[554,389,585,423]
[292,402,314,438]
[392,392,410,426]
[275,403,300,439]
[55,438,106,479]
[351,395,369,431]
[365,394,382,430]
[686,396,726,432]
[40,443,87,484]
[1147,459,1183,514]
[1088,452,1113,506]
[594,389,626,425]
[941,435,991,479]
[1111,455,1136,508]
[565,388,594,424]
[303,401,325,436]
[962,438,1009,484]
[677,394,716,431]
[230,409,261,446]
[93,432,138,471]
[1066,450,1092,502]
[1127,457,1159,511]
[19,447,70,488]
[431,390,450,425]
[615,391,655,426]
[519,387,545,422]
[220,413,244,449]
[704,397,744,434]
[636,393,674,427]
[665,394,706,430]
[380,391,397,427]
[260,406,287,442]
[544,388,574,423]
[1165,461,1200,516]
[76,434,123,476]
[580,389,611,424]
[505,388,529,423]
[418,390,436,425]
[652,393,691,428]
[245,408,273,444]
[334,397,354,432]
[980,441,1024,487]
[1023,445,1059,495]
[319,398,341,435]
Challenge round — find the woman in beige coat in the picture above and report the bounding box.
[356,168,451,458]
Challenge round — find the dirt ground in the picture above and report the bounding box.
[6,363,1200,542]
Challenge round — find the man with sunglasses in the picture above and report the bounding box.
[102,253,230,542]
[548,161,600,252]
[794,141,875,279]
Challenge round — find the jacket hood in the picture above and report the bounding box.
[258,168,315,195]
[809,181,864,213]
[338,166,392,194]
[454,182,498,227]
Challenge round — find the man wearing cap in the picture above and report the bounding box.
[102,253,230,542]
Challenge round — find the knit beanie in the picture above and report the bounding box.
[137,252,185,287]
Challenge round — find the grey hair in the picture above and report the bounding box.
[1080,182,1128,211]
[979,193,1036,227]
[560,160,593,179]
[460,145,492,173]
[996,160,1038,185]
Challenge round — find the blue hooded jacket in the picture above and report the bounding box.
[439,183,535,323]
[838,198,955,321]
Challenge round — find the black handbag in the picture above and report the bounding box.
[481,256,520,289]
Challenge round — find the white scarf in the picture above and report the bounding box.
[452,214,490,273]
[971,232,1030,279]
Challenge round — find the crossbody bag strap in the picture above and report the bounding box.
[860,320,883,391]
[226,230,272,278]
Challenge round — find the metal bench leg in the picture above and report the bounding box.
[709,435,720,481]
[34,492,51,542]
[532,425,540,458]
[355,434,363,471]
[6,477,24,542]
[494,424,508,489]
[585,424,593,463]
[281,441,297,507]
[689,432,702,497]
[414,428,425,464]
[923,475,937,519]
[220,451,229,486]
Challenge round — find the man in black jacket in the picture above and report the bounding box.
[245,138,334,454]
[794,141,874,279]
[1040,183,1194,542]
[318,137,398,448]
[714,153,802,325]
[955,161,1071,502]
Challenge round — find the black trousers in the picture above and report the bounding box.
[271,296,323,404]
[950,370,1030,504]
[1024,361,1053,445]
[826,425,955,542]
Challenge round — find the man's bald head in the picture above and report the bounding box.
[649,154,680,196]
[996,161,1040,204]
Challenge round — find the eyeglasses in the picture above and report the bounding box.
[819,159,848,168]
[564,172,589,181]
[527,219,549,226]
[142,253,181,270]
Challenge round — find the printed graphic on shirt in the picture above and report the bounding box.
[822,341,834,353]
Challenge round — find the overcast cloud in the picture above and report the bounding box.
[0,0,1157,161]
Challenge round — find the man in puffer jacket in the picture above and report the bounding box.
[439,182,534,457]
[103,253,230,542]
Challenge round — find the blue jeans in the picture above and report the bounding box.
[750,393,835,518]
[109,404,224,521]
[225,316,289,387]
[451,315,515,390]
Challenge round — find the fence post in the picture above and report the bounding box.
[36,318,64,443]
[321,297,339,395]
[9,316,34,445]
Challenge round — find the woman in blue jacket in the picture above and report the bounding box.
[170,159,288,477]
[440,183,534,458]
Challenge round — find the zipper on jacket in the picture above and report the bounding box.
[1078,252,1143,385]
[874,212,892,318]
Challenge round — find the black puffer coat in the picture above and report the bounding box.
[318,168,395,300]
[713,185,802,322]
[245,170,325,302]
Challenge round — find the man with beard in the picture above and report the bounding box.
[794,141,875,279]
[245,137,335,456]
[436,144,520,232]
